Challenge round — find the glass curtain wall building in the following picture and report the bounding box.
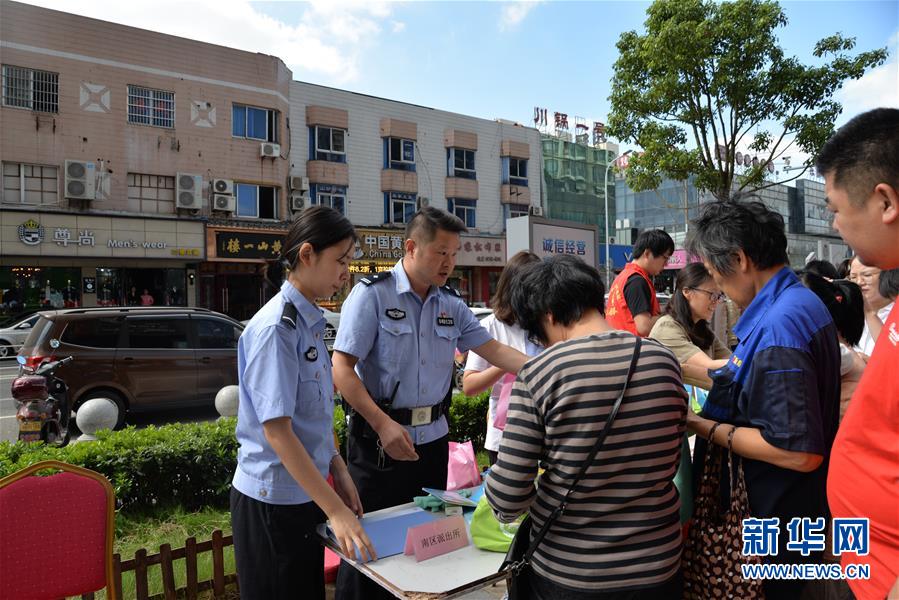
[542,134,615,243]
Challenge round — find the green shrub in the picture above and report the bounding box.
[0,419,239,515]
[448,391,490,451]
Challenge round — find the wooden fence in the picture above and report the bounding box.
[79,529,237,600]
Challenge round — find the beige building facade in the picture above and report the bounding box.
[0,0,291,319]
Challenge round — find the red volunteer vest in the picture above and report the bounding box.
[606,262,660,336]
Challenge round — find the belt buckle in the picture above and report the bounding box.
[410,407,431,427]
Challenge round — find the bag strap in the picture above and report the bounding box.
[520,337,642,563]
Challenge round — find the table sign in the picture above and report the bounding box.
[403,515,469,562]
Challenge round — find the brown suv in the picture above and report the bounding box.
[17,307,243,429]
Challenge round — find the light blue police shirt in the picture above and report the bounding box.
[232,280,336,505]
[334,259,493,446]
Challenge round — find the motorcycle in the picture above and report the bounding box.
[12,349,74,446]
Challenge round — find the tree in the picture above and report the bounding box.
[607,0,887,201]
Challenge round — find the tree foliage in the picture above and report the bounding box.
[607,0,887,200]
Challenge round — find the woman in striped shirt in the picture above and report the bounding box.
[485,255,687,600]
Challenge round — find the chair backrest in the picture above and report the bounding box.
[0,460,116,600]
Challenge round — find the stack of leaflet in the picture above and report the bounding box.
[420,484,484,508]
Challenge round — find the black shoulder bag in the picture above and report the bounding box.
[499,337,642,599]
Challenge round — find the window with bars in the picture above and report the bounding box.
[127,173,176,214]
[448,198,477,228]
[1,65,59,113]
[127,85,175,128]
[2,162,59,205]
[447,148,476,179]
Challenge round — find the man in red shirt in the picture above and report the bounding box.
[606,229,674,336]
[819,107,899,600]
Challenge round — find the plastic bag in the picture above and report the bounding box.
[446,440,481,491]
[493,373,516,431]
[470,495,525,552]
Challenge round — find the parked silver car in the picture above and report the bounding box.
[0,312,41,359]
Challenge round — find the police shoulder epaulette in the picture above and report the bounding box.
[280,303,298,329]
[360,271,393,286]
[441,284,462,298]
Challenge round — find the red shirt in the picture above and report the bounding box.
[827,303,899,600]
[606,262,660,336]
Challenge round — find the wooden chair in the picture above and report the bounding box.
[0,460,116,600]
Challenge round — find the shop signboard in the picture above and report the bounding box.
[355,228,406,261]
[456,236,504,267]
[214,231,285,260]
[1,211,205,259]
[507,216,598,268]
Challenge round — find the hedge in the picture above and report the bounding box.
[0,392,490,515]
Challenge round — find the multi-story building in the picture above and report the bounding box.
[615,175,849,268]
[0,0,291,321]
[289,82,543,305]
[541,132,617,244]
[1,1,544,316]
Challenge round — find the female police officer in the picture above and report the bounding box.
[231,206,375,600]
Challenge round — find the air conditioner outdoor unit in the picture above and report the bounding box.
[260,142,281,158]
[212,194,236,213]
[529,206,544,217]
[289,193,306,212]
[64,160,97,200]
[417,197,430,209]
[176,173,203,209]
[212,178,234,195]
[288,176,309,192]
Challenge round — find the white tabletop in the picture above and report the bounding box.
[318,502,510,599]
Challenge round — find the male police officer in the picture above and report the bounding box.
[332,207,528,599]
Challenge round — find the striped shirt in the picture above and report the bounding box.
[485,331,687,592]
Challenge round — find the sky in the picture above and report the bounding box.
[17,0,899,164]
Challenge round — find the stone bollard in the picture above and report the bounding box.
[215,385,239,419]
[75,397,119,442]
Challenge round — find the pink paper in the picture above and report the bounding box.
[403,515,469,562]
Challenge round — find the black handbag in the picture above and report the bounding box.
[499,338,643,599]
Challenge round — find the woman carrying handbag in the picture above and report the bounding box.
[485,256,688,600]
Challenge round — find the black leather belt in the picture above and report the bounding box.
[388,403,445,427]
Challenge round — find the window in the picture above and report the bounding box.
[127,85,175,128]
[312,184,346,215]
[193,318,241,349]
[232,104,278,142]
[503,157,528,186]
[2,162,58,205]
[61,318,121,348]
[385,192,417,225]
[507,203,530,219]
[447,148,476,179]
[386,138,415,171]
[236,183,277,219]
[2,65,58,113]
[127,173,175,214]
[448,198,476,228]
[125,317,190,349]
[310,126,346,162]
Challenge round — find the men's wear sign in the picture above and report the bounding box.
[2,211,204,259]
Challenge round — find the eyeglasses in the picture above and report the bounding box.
[689,288,726,303]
